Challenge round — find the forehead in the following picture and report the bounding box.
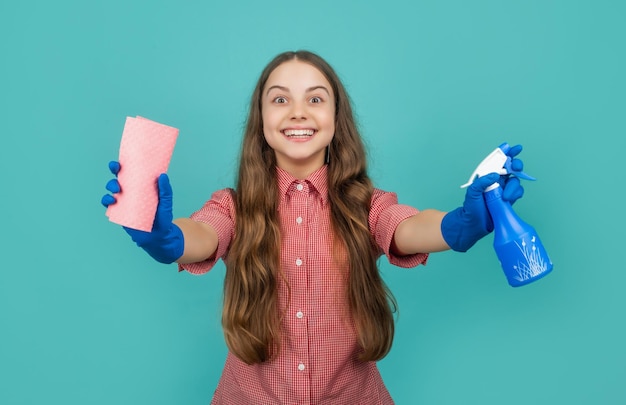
[264,60,333,94]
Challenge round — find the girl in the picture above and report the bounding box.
[103,50,524,404]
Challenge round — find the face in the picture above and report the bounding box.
[262,60,336,179]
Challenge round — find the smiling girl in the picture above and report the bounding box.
[103,50,524,404]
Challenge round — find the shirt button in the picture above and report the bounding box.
[295,258,303,266]
[296,216,303,224]
[296,183,304,191]
[296,311,303,319]
[298,363,305,371]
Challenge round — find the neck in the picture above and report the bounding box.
[276,160,325,180]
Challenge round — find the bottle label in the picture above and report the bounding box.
[496,235,553,287]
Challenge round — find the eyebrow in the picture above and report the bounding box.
[265,85,331,96]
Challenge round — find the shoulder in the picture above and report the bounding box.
[371,187,400,209]
[369,187,418,228]
[191,188,237,220]
[208,188,236,206]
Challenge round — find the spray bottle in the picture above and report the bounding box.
[462,143,553,287]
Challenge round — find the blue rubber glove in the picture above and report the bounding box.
[102,161,184,264]
[441,145,526,252]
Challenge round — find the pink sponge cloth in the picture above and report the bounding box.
[106,116,179,232]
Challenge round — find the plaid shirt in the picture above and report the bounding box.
[181,165,428,404]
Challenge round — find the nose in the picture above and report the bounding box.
[290,100,307,120]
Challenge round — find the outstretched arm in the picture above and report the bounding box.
[393,171,524,255]
[392,144,526,256]
[392,173,500,256]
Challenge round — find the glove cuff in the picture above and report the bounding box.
[131,224,185,264]
[441,207,488,252]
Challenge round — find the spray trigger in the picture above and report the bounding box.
[460,143,536,188]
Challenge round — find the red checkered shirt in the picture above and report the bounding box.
[180,165,428,404]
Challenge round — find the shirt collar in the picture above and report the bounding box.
[276,165,329,205]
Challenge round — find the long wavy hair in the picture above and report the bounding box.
[222,50,397,365]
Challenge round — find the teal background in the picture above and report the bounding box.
[1,0,624,403]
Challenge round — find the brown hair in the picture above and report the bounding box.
[222,50,397,364]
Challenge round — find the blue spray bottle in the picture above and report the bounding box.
[461,143,553,287]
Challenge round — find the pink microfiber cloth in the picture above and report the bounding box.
[106,116,179,232]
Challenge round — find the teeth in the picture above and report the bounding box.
[284,129,314,137]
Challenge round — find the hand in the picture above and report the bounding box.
[441,173,500,252]
[441,144,527,252]
[102,161,184,264]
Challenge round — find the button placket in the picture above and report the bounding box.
[289,180,311,385]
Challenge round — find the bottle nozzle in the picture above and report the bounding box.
[461,143,536,188]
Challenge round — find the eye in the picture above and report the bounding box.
[273,96,287,104]
[310,96,323,103]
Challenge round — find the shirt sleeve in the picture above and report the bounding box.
[369,188,429,268]
[178,188,236,275]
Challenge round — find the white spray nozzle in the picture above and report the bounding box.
[461,142,536,189]
[460,147,508,188]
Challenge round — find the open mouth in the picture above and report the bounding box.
[282,129,316,138]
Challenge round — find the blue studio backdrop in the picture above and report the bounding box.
[1,0,624,404]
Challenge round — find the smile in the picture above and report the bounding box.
[282,129,316,137]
